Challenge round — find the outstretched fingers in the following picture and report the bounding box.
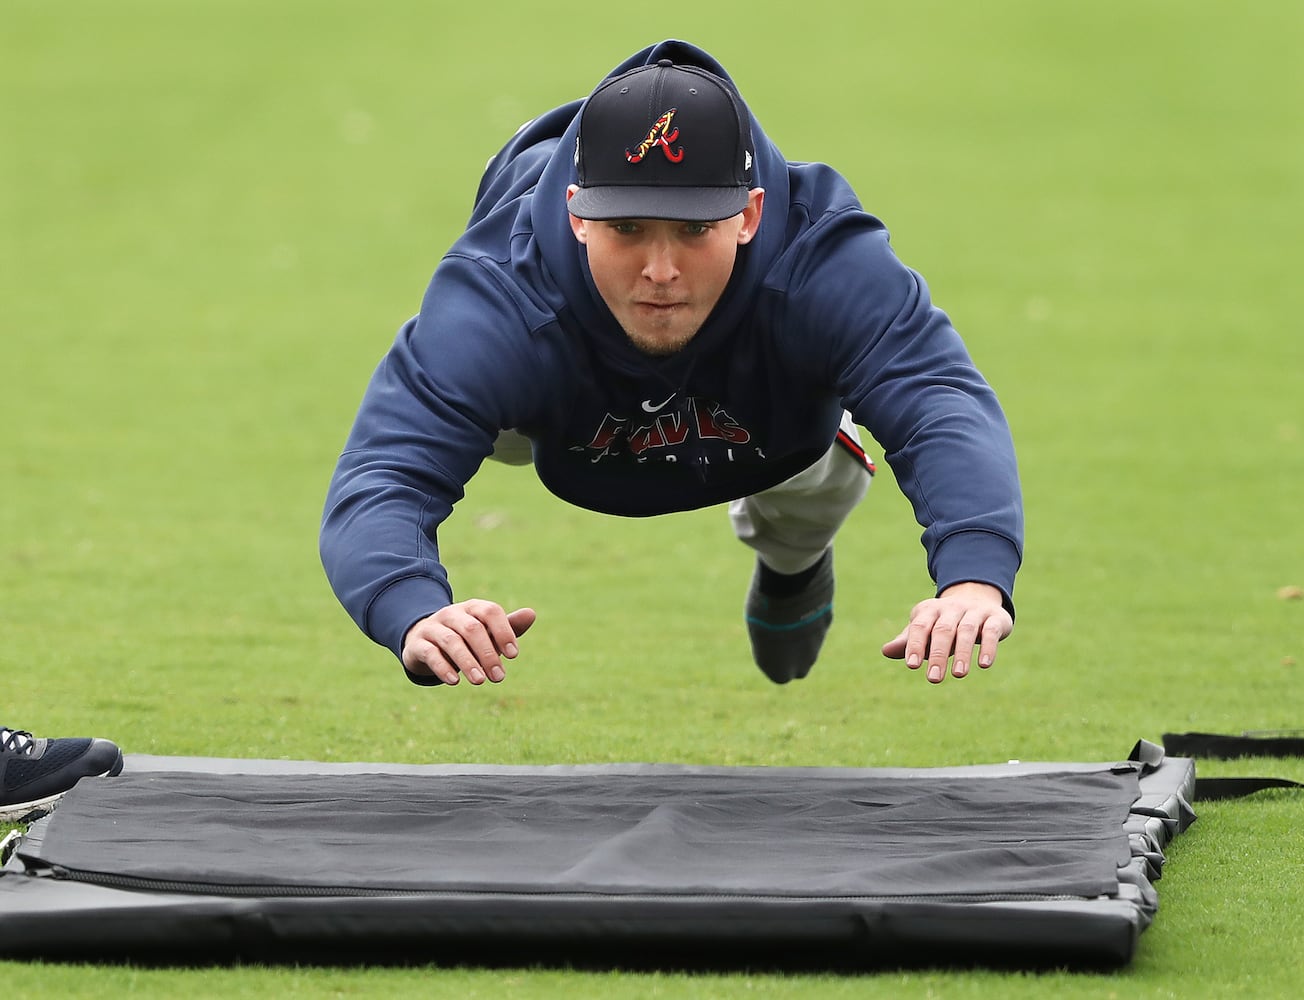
[881,583,1012,684]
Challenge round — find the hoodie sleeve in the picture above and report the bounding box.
[781,200,1024,610]
[320,255,545,660]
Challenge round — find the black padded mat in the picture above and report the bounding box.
[0,752,1197,967]
[24,768,1138,898]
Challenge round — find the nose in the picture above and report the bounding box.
[641,237,680,284]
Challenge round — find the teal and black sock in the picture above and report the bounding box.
[745,550,836,684]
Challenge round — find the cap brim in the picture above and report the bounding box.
[567,184,750,222]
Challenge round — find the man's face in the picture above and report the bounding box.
[568,187,764,357]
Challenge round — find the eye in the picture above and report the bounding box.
[683,222,711,236]
[610,221,640,235]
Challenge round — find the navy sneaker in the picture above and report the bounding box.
[744,550,835,684]
[0,725,124,823]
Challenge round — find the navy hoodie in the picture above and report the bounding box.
[321,40,1023,665]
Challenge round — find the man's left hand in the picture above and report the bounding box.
[880,582,1013,683]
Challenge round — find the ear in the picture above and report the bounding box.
[566,185,588,244]
[737,188,765,245]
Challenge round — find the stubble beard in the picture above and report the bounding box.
[621,316,701,357]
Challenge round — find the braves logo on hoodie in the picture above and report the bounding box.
[571,394,763,464]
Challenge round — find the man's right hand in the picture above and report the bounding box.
[402,601,537,686]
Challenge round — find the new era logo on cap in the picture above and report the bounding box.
[568,59,754,222]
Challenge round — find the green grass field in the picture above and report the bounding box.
[3,0,1301,996]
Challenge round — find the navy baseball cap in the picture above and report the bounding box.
[567,59,755,222]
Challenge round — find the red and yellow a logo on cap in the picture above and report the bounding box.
[625,109,684,164]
